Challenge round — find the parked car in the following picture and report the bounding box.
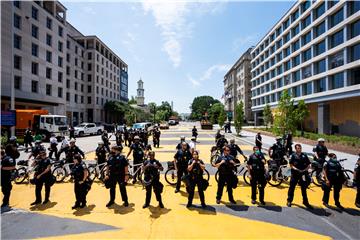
[74,123,104,137]
[168,120,176,126]
[132,122,154,131]
[159,121,169,129]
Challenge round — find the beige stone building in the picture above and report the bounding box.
[1,1,128,126]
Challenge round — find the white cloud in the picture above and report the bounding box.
[121,31,143,63]
[188,64,231,88]
[82,6,96,15]
[232,35,257,51]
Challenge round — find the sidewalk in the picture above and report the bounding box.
[227,126,358,170]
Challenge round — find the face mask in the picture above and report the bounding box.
[255,150,261,155]
[331,158,337,161]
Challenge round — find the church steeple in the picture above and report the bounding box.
[136,78,145,106]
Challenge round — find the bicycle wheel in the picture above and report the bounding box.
[243,170,251,185]
[14,167,27,184]
[267,170,283,186]
[52,166,66,183]
[165,168,177,185]
[310,170,323,187]
[87,166,96,181]
[203,169,210,181]
[342,169,354,188]
[210,154,218,166]
[215,170,219,182]
[99,167,107,183]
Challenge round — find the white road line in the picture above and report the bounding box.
[319,216,354,240]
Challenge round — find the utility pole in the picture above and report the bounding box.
[10,2,15,136]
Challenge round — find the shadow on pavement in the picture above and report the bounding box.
[225,201,250,212]
[1,206,13,214]
[258,201,282,212]
[343,208,360,216]
[293,204,332,217]
[73,204,96,216]
[109,203,135,215]
[148,205,171,219]
[187,205,216,215]
[30,201,57,211]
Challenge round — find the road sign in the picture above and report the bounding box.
[1,110,16,126]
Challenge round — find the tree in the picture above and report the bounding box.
[209,103,226,127]
[294,100,310,136]
[157,101,173,121]
[234,101,244,136]
[190,96,220,120]
[272,91,297,136]
[128,96,137,104]
[263,104,273,129]
[148,102,157,114]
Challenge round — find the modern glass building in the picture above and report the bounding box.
[250,0,360,137]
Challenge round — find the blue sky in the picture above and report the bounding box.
[65,1,294,113]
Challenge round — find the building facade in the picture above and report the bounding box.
[250,0,360,137]
[1,1,128,126]
[136,79,144,106]
[224,48,253,122]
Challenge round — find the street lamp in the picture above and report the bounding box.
[153,105,156,124]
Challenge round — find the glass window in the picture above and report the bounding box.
[292,9,299,22]
[66,92,70,101]
[292,54,301,67]
[31,25,38,39]
[303,82,312,95]
[46,51,52,63]
[302,65,312,79]
[14,55,21,70]
[284,47,291,57]
[46,17,52,29]
[293,70,300,82]
[14,34,21,49]
[329,8,343,28]
[14,76,21,89]
[328,0,339,9]
[314,78,326,93]
[348,0,360,16]
[283,18,290,30]
[32,43,38,57]
[303,48,312,62]
[31,81,38,93]
[58,57,63,67]
[329,72,344,89]
[31,62,38,75]
[277,78,283,88]
[313,2,325,19]
[314,40,326,56]
[58,88,63,98]
[329,29,344,48]
[292,86,301,97]
[46,34,52,46]
[32,6,38,20]
[13,1,20,8]
[302,14,311,30]
[292,24,300,37]
[349,43,360,62]
[301,1,311,13]
[348,67,360,86]
[284,60,291,71]
[46,67,52,79]
[329,51,344,69]
[314,59,326,74]
[292,39,300,52]
[14,14,21,29]
[58,41,63,52]
[58,72,63,82]
[314,21,325,38]
[283,32,290,43]
[302,31,311,46]
[58,26,63,37]
[350,19,360,39]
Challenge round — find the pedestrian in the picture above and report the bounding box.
[287,144,313,209]
[142,151,164,208]
[1,149,16,208]
[215,145,237,204]
[322,153,345,209]
[192,126,198,141]
[48,134,58,159]
[173,142,192,193]
[255,133,262,151]
[69,125,75,139]
[24,128,33,153]
[71,155,90,209]
[95,141,108,165]
[102,131,110,152]
[187,150,207,208]
[189,137,196,154]
[126,136,145,184]
[247,146,267,205]
[104,146,129,207]
[31,149,53,205]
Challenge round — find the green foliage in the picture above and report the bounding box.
[263,104,273,129]
[190,96,220,120]
[156,101,173,121]
[209,103,226,127]
[104,100,151,125]
[1,136,8,147]
[294,100,310,135]
[148,102,157,114]
[128,96,137,104]
[234,101,244,136]
[272,91,297,136]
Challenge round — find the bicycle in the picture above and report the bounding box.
[13,159,40,184]
[266,159,292,186]
[214,161,251,186]
[51,159,75,183]
[126,162,144,183]
[210,146,221,166]
[311,158,354,188]
[165,161,210,185]
[87,162,108,182]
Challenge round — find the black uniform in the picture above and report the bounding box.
[192,127,198,139]
[30,145,45,159]
[355,159,360,206]
[48,137,58,159]
[130,142,144,181]
[174,149,192,191]
[57,145,85,163]
[287,153,311,204]
[270,142,286,165]
[108,154,128,204]
[176,141,190,151]
[255,134,262,151]
[34,157,52,203]
[102,134,110,152]
[187,159,205,206]
[229,143,243,161]
[96,146,108,165]
[116,132,123,147]
[247,153,267,202]
[284,133,293,155]
[216,155,236,202]
[322,159,344,205]
[69,127,75,139]
[216,138,228,152]
[153,130,161,148]
[71,162,89,207]
[313,144,328,164]
[1,155,15,207]
[24,129,33,152]
[5,143,20,161]
[143,159,163,205]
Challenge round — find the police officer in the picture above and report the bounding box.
[127,136,145,184]
[142,151,164,208]
[174,142,192,193]
[284,131,293,155]
[69,125,75,139]
[215,145,236,204]
[104,146,129,207]
[28,140,45,160]
[24,128,33,153]
[187,150,206,208]
[176,136,190,150]
[124,127,129,146]
[96,141,108,165]
[354,148,360,208]
[268,137,286,178]
[247,146,266,205]
[228,139,247,163]
[322,153,344,209]
[102,131,110,152]
[313,138,328,176]
[71,154,89,209]
[48,134,58,159]
[57,138,85,163]
[192,126,198,141]
[5,136,20,162]
[287,144,313,209]
[115,130,123,147]
[215,130,221,143]
[31,149,52,205]
[216,135,228,153]
[153,128,161,148]
[255,133,262,151]
[1,149,16,207]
